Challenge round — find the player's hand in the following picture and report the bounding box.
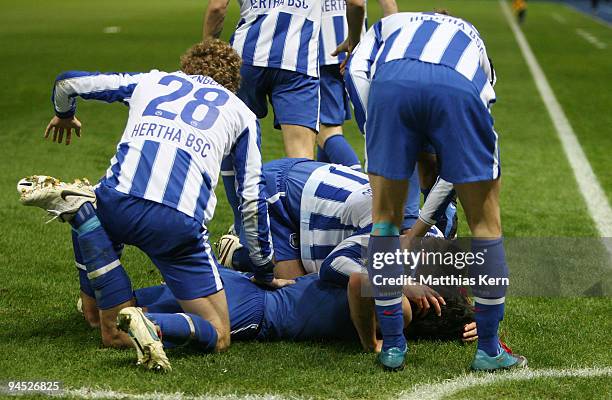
[332,39,354,75]
[45,115,82,145]
[251,276,295,289]
[404,284,446,317]
[461,322,478,343]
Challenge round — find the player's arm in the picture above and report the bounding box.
[203,0,230,39]
[319,235,367,286]
[231,119,293,288]
[377,0,398,17]
[47,71,143,144]
[332,0,365,58]
[344,26,379,134]
[347,273,378,352]
[405,178,455,238]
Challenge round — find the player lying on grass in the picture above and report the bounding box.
[217,158,454,281]
[76,261,478,365]
[18,39,290,371]
[341,9,527,370]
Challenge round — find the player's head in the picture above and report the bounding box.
[404,239,474,341]
[180,39,242,93]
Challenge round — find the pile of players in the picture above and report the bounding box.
[18,0,527,373]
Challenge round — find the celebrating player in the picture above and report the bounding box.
[19,39,290,371]
[343,10,527,371]
[203,0,324,239]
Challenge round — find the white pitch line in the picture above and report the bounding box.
[576,28,608,49]
[55,389,294,400]
[400,366,612,400]
[551,13,567,24]
[499,0,612,257]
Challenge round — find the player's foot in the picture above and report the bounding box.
[470,345,528,372]
[116,307,171,372]
[17,175,96,222]
[378,344,407,371]
[214,234,242,268]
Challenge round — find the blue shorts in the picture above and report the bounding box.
[93,184,223,300]
[366,59,500,183]
[237,65,320,132]
[262,159,325,263]
[319,65,351,126]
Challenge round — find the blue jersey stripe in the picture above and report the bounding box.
[329,167,369,185]
[107,143,129,188]
[194,172,212,222]
[375,28,401,71]
[268,13,292,68]
[296,19,314,74]
[242,14,267,65]
[404,20,440,59]
[80,83,137,106]
[311,244,338,261]
[314,182,353,203]
[130,141,159,196]
[230,18,246,46]
[310,213,357,231]
[318,29,325,64]
[332,15,346,62]
[439,30,471,68]
[472,66,488,93]
[162,148,191,207]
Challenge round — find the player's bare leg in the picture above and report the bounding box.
[99,299,136,348]
[178,290,231,353]
[455,178,527,371]
[281,124,316,159]
[367,174,408,370]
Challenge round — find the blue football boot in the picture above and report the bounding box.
[471,343,528,372]
[378,344,408,371]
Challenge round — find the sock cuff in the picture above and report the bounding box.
[372,222,400,236]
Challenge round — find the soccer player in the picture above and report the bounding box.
[316,0,397,171]
[203,0,321,159]
[203,0,323,239]
[217,158,450,283]
[343,10,528,371]
[19,39,289,371]
[77,266,478,362]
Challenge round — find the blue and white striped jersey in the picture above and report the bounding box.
[318,0,366,66]
[230,0,322,77]
[52,70,273,267]
[297,164,372,273]
[346,12,496,134]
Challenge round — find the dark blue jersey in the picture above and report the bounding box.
[135,268,357,342]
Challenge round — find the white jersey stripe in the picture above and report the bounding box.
[115,140,144,194]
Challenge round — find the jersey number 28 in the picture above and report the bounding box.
[143,75,229,130]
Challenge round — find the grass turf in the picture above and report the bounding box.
[0,0,610,398]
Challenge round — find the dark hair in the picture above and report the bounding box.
[404,238,474,341]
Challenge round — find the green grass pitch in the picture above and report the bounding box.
[0,0,611,398]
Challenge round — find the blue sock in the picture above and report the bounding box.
[323,135,362,171]
[72,203,132,310]
[367,222,406,351]
[72,230,95,297]
[146,313,218,352]
[402,170,420,231]
[221,156,242,236]
[474,302,505,356]
[470,238,509,356]
[317,146,330,163]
